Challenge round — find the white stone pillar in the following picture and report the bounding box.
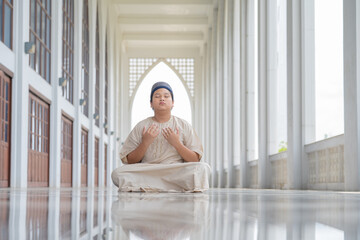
[107,9,115,186]
[344,0,360,191]
[239,0,248,188]
[229,0,242,188]
[204,33,211,169]
[205,33,211,184]
[115,26,122,169]
[267,0,278,155]
[246,0,257,164]
[258,0,270,188]
[210,7,218,187]
[286,0,302,189]
[88,0,97,188]
[10,0,30,187]
[49,0,63,188]
[99,0,106,188]
[301,0,315,188]
[72,0,84,188]
[201,46,206,162]
[223,0,231,187]
[216,0,225,187]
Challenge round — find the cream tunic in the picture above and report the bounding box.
[119,116,203,164]
[112,116,210,192]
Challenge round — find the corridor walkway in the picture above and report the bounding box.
[0,187,357,239]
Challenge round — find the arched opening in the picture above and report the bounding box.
[131,62,192,128]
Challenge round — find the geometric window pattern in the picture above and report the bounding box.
[128,58,195,97]
[166,58,195,96]
[129,58,157,97]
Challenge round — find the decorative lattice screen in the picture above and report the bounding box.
[129,58,195,97]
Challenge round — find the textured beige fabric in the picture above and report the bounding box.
[112,116,210,192]
[119,116,203,164]
[111,162,211,192]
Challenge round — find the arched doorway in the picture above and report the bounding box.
[131,62,192,128]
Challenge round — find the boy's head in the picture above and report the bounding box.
[150,82,173,102]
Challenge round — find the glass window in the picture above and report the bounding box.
[62,0,74,103]
[315,0,344,140]
[104,36,108,134]
[82,0,89,116]
[0,0,3,41]
[95,10,100,127]
[0,0,13,49]
[29,0,52,83]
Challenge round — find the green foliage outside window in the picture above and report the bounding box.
[278,141,287,153]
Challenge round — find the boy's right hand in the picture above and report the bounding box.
[142,124,160,145]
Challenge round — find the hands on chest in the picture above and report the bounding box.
[142,124,181,147]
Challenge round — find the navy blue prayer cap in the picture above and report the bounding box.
[150,82,174,102]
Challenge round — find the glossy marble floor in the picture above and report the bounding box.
[0,188,359,240]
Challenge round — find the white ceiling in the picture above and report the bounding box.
[111,0,214,54]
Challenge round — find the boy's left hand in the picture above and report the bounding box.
[162,127,180,147]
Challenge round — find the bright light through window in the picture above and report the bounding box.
[131,62,192,128]
[315,0,344,141]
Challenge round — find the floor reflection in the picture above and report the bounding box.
[0,188,360,239]
[111,193,209,239]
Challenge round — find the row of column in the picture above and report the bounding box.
[203,0,360,190]
[9,0,116,188]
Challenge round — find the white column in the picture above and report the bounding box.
[258,0,270,188]
[72,0,84,188]
[203,41,209,166]
[227,0,237,188]
[195,55,203,142]
[229,0,241,187]
[222,0,230,187]
[99,0,106,187]
[210,8,218,187]
[88,0,97,188]
[112,24,118,171]
[286,0,302,189]
[107,9,115,186]
[246,0,256,163]
[301,0,315,188]
[344,0,360,191]
[49,0,63,188]
[114,26,122,169]
[216,0,225,188]
[267,0,278,155]
[239,0,248,188]
[200,47,206,161]
[10,0,30,187]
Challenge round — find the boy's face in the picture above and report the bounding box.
[150,88,174,111]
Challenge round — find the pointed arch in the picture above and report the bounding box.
[130,61,193,128]
[130,58,193,105]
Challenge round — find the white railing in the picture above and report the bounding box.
[269,152,288,189]
[249,160,258,188]
[305,134,344,190]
